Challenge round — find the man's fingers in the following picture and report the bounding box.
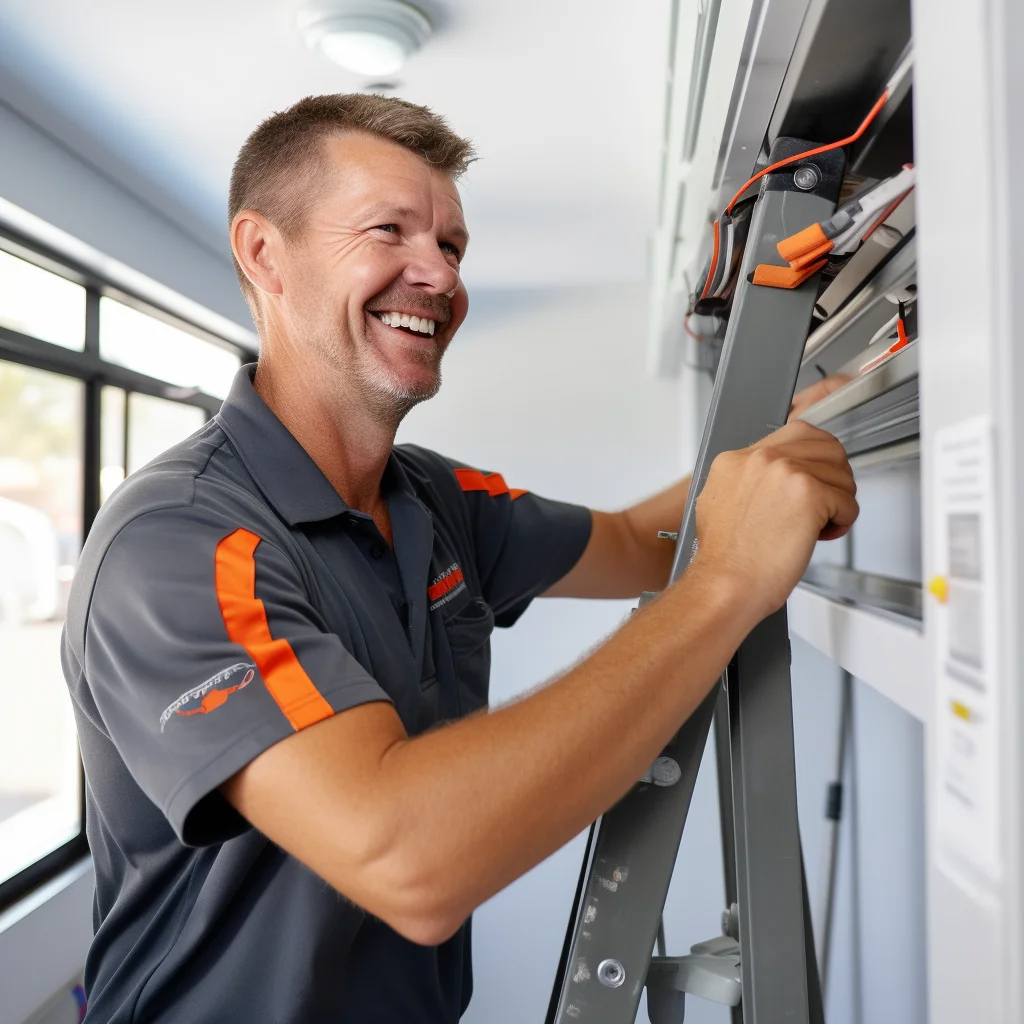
[760,439,853,469]
[785,459,857,496]
[818,485,860,539]
[788,373,852,421]
[754,420,844,451]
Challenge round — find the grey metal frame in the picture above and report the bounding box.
[547,138,844,1024]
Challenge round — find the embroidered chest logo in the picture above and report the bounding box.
[428,563,467,611]
[158,662,257,732]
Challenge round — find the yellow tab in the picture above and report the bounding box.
[951,700,972,722]
[928,575,949,603]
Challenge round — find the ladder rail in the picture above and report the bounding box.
[547,137,844,1024]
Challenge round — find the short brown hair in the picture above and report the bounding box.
[228,93,475,304]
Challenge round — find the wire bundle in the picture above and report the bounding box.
[689,50,914,311]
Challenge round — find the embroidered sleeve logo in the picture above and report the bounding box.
[159,662,257,732]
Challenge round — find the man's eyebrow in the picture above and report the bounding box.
[360,203,419,223]
[359,202,468,246]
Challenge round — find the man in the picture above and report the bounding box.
[63,94,856,1022]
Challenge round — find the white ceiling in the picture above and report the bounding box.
[0,0,670,290]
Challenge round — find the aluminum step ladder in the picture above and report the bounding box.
[546,137,845,1024]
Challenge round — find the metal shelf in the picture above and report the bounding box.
[800,341,919,455]
[801,563,922,621]
[787,584,927,723]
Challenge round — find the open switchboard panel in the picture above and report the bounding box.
[649,0,1024,1021]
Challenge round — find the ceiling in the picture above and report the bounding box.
[0,0,671,290]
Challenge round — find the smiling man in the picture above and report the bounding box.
[63,95,857,1023]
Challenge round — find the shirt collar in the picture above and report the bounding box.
[216,363,417,527]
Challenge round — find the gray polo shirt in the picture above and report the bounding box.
[62,365,591,1023]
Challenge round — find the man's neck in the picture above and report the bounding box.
[252,347,397,522]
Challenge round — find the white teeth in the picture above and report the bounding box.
[377,312,438,335]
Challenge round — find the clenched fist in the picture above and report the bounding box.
[691,421,858,623]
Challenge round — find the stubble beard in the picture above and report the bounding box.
[353,341,443,422]
[307,312,443,427]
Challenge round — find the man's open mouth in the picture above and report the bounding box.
[369,310,437,337]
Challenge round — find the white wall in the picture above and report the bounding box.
[0,66,250,327]
[398,283,727,1023]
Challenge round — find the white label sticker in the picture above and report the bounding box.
[932,417,1001,898]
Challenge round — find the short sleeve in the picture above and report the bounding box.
[83,505,391,846]
[445,461,592,627]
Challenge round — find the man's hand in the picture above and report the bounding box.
[547,375,854,600]
[691,420,857,623]
[788,373,851,421]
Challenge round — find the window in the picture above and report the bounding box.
[0,365,83,888]
[127,394,207,475]
[0,233,248,908]
[0,249,85,351]
[99,387,207,497]
[100,298,239,400]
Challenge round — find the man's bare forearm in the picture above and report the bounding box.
[273,558,753,943]
[225,421,857,946]
[546,475,692,599]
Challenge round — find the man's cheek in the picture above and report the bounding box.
[448,284,470,335]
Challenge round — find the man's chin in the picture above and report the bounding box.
[355,359,442,416]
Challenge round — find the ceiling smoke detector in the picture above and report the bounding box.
[298,0,432,77]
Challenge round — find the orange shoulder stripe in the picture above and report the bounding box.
[214,528,334,732]
[454,467,527,500]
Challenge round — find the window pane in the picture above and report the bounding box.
[100,387,126,504]
[0,362,83,886]
[127,392,205,475]
[100,298,240,399]
[0,249,86,351]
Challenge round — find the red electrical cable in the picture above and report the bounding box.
[724,90,891,215]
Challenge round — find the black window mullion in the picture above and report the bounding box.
[123,389,131,479]
[0,324,222,415]
[83,289,102,536]
[84,285,100,356]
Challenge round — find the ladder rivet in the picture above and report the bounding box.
[793,164,820,190]
[597,959,626,988]
[649,756,682,787]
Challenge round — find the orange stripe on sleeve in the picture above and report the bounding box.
[484,472,509,497]
[214,528,334,732]
[453,468,491,493]
[454,467,527,500]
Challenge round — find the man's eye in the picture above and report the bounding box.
[374,224,398,234]
[440,242,461,259]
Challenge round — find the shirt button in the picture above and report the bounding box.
[370,543,385,559]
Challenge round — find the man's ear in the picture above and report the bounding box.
[231,210,285,299]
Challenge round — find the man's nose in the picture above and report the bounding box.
[403,239,460,296]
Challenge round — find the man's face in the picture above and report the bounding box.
[274,132,470,416]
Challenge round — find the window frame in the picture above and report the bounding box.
[0,225,255,912]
